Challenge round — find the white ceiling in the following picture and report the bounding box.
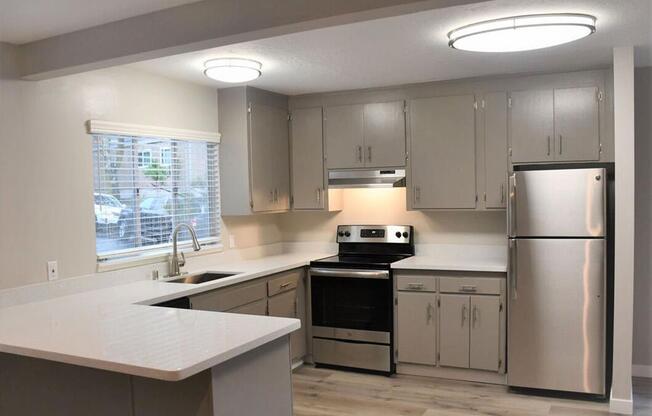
[129,0,652,96]
[0,0,202,44]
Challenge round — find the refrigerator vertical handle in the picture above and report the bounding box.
[507,174,516,237]
[509,239,518,300]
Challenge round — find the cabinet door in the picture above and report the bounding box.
[410,95,476,209]
[470,296,501,372]
[363,101,406,168]
[269,289,304,361]
[483,92,508,209]
[397,292,437,365]
[229,298,267,316]
[439,294,470,368]
[554,87,600,162]
[291,107,325,210]
[509,90,554,163]
[324,104,364,169]
[270,105,291,210]
[249,103,279,212]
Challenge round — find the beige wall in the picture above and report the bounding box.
[0,49,281,290]
[634,66,652,368]
[280,188,506,245]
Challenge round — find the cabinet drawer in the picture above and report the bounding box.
[439,277,501,295]
[396,275,437,292]
[191,281,266,312]
[268,290,297,318]
[267,269,302,296]
[227,298,267,316]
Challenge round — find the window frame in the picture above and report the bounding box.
[87,120,221,268]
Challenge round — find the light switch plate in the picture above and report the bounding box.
[47,261,58,281]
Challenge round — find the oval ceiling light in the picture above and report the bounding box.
[448,13,596,53]
[203,58,262,83]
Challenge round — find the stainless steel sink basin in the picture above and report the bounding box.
[165,272,238,284]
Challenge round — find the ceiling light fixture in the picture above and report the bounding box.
[203,58,262,83]
[448,13,596,53]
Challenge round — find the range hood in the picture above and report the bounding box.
[328,169,406,189]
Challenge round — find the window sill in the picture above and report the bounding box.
[96,243,224,273]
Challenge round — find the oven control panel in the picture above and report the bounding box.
[336,225,412,243]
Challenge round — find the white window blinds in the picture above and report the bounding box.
[92,133,220,260]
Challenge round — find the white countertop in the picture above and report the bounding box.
[0,251,334,381]
[392,244,508,273]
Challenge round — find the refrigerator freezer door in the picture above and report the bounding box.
[508,168,606,237]
[507,238,605,394]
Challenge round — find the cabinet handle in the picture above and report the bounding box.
[316,188,321,203]
[547,136,551,156]
[367,146,372,162]
[472,305,478,327]
[279,282,291,289]
[407,282,425,290]
[414,186,421,202]
[426,302,434,323]
[269,190,274,202]
[294,298,298,317]
[462,304,467,327]
[500,183,505,204]
[356,145,362,163]
[460,285,477,292]
[559,135,563,155]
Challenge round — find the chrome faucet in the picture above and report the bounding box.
[168,223,201,277]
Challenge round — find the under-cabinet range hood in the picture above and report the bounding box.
[328,169,406,189]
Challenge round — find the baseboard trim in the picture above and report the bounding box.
[609,391,633,415]
[633,364,652,378]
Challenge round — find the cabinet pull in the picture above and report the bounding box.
[316,188,321,203]
[500,183,505,204]
[460,285,477,292]
[472,305,478,327]
[414,186,421,202]
[279,282,291,289]
[407,282,425,290]
[269,190,274,202]
[559,135,563,155]
[356,145,362,163]
[426,302,434,323]
[462,304,467,327]
[367,146,372,163]
[547,136,551,156]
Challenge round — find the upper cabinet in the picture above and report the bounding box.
[325,101,406,169]
[482,92,509,209]
[290,107,325,210]
[219,86,290,215]
[409,94,477,209]
[509,86,601,164]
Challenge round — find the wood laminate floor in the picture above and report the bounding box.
[292,366,652,416]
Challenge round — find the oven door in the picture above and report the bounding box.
[310,268,392,338]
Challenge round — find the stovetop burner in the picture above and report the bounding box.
[311,254,411,269]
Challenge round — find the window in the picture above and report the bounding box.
[137,150,152,168]
[160,148,172,167]
[91,132,220,261]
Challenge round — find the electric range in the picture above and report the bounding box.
[309,224,414,375]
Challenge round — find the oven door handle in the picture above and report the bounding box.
[309,268,389,280]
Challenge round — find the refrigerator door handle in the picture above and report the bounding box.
[507,174,516,237]
[509,239,518,300]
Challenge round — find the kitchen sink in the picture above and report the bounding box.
[165,272,239,284]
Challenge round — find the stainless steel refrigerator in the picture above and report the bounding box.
[507,167,606,395]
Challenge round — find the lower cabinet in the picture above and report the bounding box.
[189,268,308,363]
[396,291,437,365]
[394,272,505,378]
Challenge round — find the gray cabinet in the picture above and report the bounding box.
[267,269,306,362]
[554,87,600,161]
[483,92,508,209]
[409,95,476,209]
[190,280,267,313]
[324,104,364,169]
[438,294,470,368]
[363,101,406,168]
[325,101,405,169]
[470,296,501,372]
[290,107,325,210]
[396,291,437,365]
[218,86,290,215]
[509,87,600,164]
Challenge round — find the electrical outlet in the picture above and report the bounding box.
[229,234,236,248]
[47,261,58,281]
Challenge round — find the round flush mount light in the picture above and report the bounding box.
[203,58,262,83]
[448,13,596,53]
